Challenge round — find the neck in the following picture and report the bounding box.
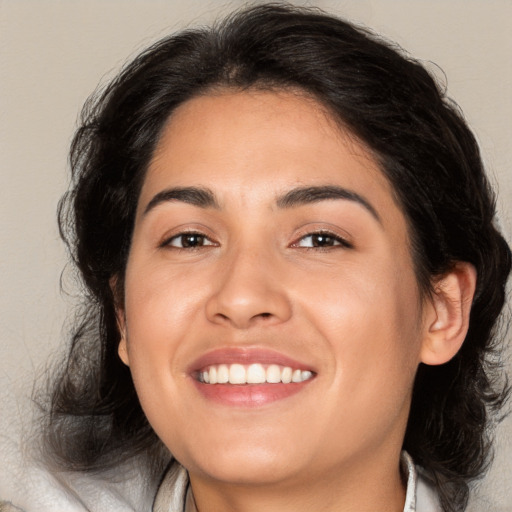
[188,449,407,512]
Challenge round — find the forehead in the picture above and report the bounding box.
[141,90,398,213]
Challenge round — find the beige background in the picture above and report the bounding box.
[1,0,511,509]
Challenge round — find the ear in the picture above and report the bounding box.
[110,276,130,367]
[420,262,477,366]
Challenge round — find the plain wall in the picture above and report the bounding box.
[1,0,511,509]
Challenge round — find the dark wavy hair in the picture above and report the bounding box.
[45,4,511,511]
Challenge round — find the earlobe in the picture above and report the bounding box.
[118,330,130,366]
[115,310,130,367]
[420,262,477,366]
[110,275,130,367]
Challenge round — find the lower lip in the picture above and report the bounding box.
[192,379,313,407]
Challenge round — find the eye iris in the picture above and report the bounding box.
[182,234,204,247]
[312,234,335,246]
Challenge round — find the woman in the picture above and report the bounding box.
[3,4,510,512]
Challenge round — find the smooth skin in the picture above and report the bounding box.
[116,90,476,512]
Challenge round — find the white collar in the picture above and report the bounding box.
[402,451,417,512]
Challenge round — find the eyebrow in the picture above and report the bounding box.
[144,186,220,215]
[143,184,380,223]
[276,185,381,222]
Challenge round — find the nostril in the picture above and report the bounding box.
[260,313,271,318]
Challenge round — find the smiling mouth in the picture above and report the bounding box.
[197,363,314,385]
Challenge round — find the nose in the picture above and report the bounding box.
[205,245,292,329]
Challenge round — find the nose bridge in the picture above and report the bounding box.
[206,237,292,328]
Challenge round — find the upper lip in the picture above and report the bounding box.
[188,347,316,374]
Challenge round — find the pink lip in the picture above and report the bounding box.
[188,347,316,407]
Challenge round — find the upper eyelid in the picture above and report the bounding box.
[157,222,216,240]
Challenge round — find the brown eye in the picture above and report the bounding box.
[167,233,215,248]
[295,232,352,249]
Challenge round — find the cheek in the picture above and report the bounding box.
[121,263,199,389]
[295,256,423,390]
[124,258,206,336]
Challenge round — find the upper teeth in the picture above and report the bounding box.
[198,363,313,385]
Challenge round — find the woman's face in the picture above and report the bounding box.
[119,90,428,487]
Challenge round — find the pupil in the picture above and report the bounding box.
[183,234,203,247]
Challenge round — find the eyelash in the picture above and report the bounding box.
[161,230,352,251]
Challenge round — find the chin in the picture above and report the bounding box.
[177,434,310,485]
